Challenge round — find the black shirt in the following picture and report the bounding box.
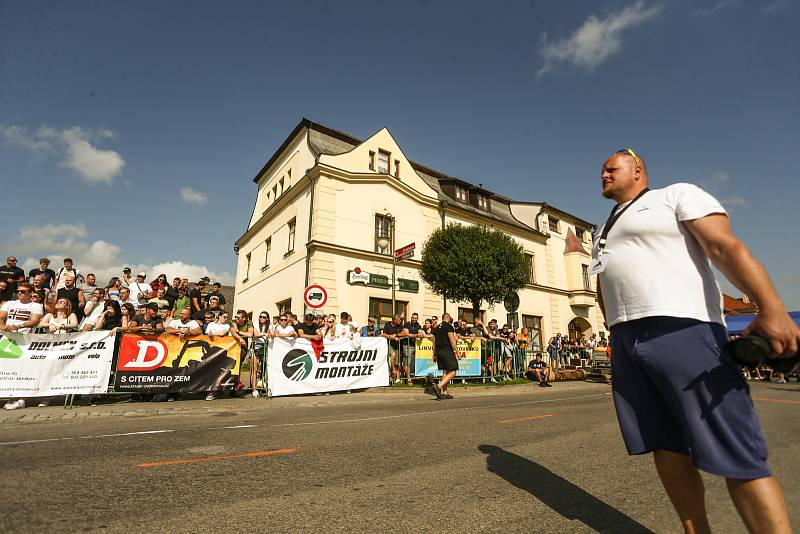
[164,286,179,307]
[382,322,404,348]
[0,265,25,299]
[296,322,319,337]
[433,321,456,349]
[28,268,56,289]
[189,288,204,313]
[529,359,548,370]
[455,325,471,337]
[131,314,162,331]
[57,287,83,321]
[403,321,422,335]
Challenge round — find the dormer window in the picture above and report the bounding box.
[548,216,560,233]
[455,185,469,202]
[377,150,390,174]
[477,194,489,210]
[576,227,585,240]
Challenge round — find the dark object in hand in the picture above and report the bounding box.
[723,335,800,375]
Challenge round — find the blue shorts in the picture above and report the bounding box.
[610,316,771,479]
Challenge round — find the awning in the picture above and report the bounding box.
[725,311,800,335]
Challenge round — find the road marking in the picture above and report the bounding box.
[753,397,800,405]
[499,414,555,424]
[138,448,297,468]
[0,429,175,446]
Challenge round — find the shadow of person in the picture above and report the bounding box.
[478,445,653,534]
[683,361,746,419]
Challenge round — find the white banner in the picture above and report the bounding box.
[0,331,115,397]
[267,337,389,397]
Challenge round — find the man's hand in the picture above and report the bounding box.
[743,310,800,358]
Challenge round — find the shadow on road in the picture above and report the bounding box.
[478,445,654,534]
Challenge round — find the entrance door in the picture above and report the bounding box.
[369,298,407,329]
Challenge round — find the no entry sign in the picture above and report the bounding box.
[303,284,327,309]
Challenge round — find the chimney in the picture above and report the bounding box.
[741,293,751,304]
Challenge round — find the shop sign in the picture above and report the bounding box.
[346,270,390,288]
[397,278,419,293]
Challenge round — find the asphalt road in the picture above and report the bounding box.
[1,380,798,533]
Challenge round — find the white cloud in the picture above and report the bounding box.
[692,0,740,17]
[7,222,233,286]
[538,2,662,76]
[1,124,125,185]
[761,0,791,13]
[180,187,208,206]
[720,195,748,208]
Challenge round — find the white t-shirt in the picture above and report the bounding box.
[273,324,296,336]
[1,300,45,332]
[205,322,230,336]
[593,183,726,327]
[130,282,151,304]
[167,319,200,331]
[334,322,352,339]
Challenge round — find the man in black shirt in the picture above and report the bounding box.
[381,315,406,383]
[402,312,423,382]
[205,282,227,310]
[189,280,206,314]
[56,274,86,321]
[164,277,181,309]
[129,302,165,334]
[296,314,322,341]
[526,353,552,387]
[28,257,56,290]
[431,313,459,399]
[0,256,25,301]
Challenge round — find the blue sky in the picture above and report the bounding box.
[1,0,798,308]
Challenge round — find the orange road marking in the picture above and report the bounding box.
[138,448,297,468]
[752,397,800,406]
[499,414,555,424]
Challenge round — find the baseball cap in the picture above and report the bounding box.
[123,267,131,272]
[137,272,146,278]
[368,317,376,323]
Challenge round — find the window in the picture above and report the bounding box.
[286,218,296,254]
[582,264,590,290]
[374,214,392,254]
[243,252,251,282]
[368,151,376,171]
[548,216,560,233]
[377,150,390,174]
[455,185,468,202]
[525,253,536,284]
[575,227,585,240]
[368,297,407,329]
[277,298,292,315]
[263,238,271,270]
[394,160,400,179]
[457,307,484,326]
[522,315,543,350]
[477,194,489,210]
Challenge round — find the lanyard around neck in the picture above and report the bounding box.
[597,188,649,256]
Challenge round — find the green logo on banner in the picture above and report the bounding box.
[282,349,314,381]
[0,337,23,359]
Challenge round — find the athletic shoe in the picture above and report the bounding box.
[393,378,401,384]
[776,379,787,384]
[205,394,215,401]
[252,390,260,398]
[543,382,553,387]
[490,378,497,383]
[443,392,454,399]
[37,402,48,407]
[4,399,25,410]
[432,383,444,399]
[256,380,264,388]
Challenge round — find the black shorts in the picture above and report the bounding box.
[436,346,459,372]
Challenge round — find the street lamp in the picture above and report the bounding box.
[376,213,395,316]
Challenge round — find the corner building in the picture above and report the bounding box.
[234,119,604,349]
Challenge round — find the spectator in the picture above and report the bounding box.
[164,277,181,309]
[148,287,170,311]
[322,314,337,341]
[120,302,136,330]
[205,311,231,336]
[130,272,152,307]
[470,316,487,339]
[499,324,516,380]
[172,286,190,318]
[149,274,168,298]
[360,317,378,337]
[231,310,254,395]
[129,302,165,335]
[118,286,137,311]
[40,298,78,333]
[105,277,122,301]
[192,295,223,321]
[79,273,98,301]
[0,281,8,306]
[0,256,25,301]
[252,311,271,389]
[94,300,123,332]
[296,313,322,340]
[270,314,297,338]
[206,282,226,310]
[334,311,351,339]
[31,274,49,305]
[80,287,107,331]
[0,283,44,335]
[189,280,207,315]
[422,318,434,337]
[431,312,459,399]
[286,311,300,330]
[120,267,132,288]
[455,317,471,340]
[525,353,552,387]
[165,307,202,339]
[200,311,215,334]
[56,274,86,322]
[402,312,424,383]
[54,258,83,289]
[381,314,406,384]
[547,333,562,369]
[28,257,56,289]
[179,278,189,291]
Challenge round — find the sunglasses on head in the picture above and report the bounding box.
[616,148,641,166]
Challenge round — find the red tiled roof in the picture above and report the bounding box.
[723,293,758,315]
[563,228,588,255]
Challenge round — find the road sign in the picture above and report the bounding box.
[303,284,327,309]
[395,242,415,261]
[506,312,519,329]
[504,293,520,313]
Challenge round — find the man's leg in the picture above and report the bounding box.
[726,476,791,534]
[653,450,711,534]
[439,369,456,389]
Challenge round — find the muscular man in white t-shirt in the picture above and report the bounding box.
[0,283,44,334]
[165,307,202,339]
[595,148,799,534]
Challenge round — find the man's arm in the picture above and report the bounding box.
[0,310,8,331]
[684,213,800,356]
[77,291,86,310]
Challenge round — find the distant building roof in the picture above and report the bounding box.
[563,228,588,255]
[723,293,758,315]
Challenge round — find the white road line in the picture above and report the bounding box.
[271,392,611,427]
[0,391,611,446]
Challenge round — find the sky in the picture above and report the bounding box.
[1,0,799,308]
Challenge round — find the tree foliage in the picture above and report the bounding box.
[419,224,530,312]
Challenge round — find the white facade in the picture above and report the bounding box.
[234,119,604,349]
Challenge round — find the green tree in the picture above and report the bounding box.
[419,224,530,316]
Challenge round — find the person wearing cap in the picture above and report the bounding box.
[360,317,378,337]
[130,272,151,307]
[296,313,322,340]
[28,257,56,290]
[120,267,132,288]
[54,258,83,290]
[128,302,165,334]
